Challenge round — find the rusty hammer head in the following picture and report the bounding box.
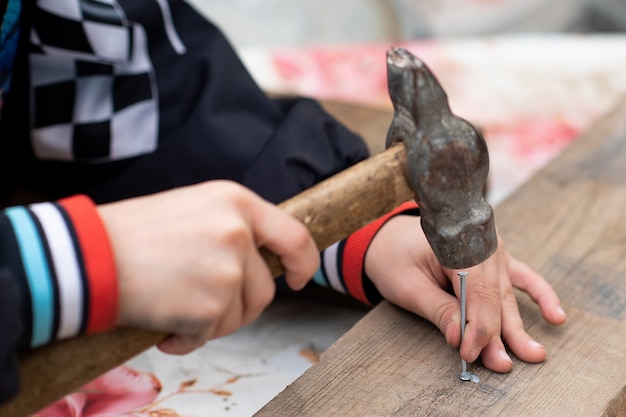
[385,47,497,269]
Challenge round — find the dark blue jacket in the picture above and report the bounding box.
[0,0,369,404]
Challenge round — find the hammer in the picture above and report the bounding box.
[1,47,497,416]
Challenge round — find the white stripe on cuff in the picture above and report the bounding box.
[322,241,346,294]
[30,202,84,339]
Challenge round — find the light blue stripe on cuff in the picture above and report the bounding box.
[5,206,54,347]
[312,268,328,288]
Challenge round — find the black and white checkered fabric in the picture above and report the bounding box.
[30,0,159,162]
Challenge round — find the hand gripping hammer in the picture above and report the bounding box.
[2,47,497,415]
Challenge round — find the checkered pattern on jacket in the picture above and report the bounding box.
[30,0,159,162]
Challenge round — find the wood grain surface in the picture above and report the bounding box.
[254,99,626,417]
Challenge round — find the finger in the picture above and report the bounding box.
[390,276,462,347]
[155,295,240,354]
[479,336,514,373]
[507,255,567,325]
[423,288,461,347]
[251,201,319,290]
[212,287,245,339]
[241,248,276,326]
[458,257,501,363]
[157,334,209,355]
[500,285,547,364]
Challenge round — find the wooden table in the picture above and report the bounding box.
[255,99,626,417]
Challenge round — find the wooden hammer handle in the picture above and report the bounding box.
[1,144,413,416]
[266,143,413,272]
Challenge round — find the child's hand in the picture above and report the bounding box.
[98,180,319,355]
[365,215,567,372]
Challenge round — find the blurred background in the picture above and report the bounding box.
[187,0,626,50]
[183,0,626,205]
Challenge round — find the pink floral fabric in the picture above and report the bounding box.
[35,366,162,417]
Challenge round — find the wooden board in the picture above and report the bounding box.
[254,99,626,417]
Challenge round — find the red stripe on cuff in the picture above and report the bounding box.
[58,195,118,334]
[342,201,418,305]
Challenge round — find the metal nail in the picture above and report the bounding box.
[458,271,479,384]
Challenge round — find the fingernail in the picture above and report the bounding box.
[528,339,544,350]
[499,348,513,364]
[557,305,566,317]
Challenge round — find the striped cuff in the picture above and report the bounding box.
[315,201,420,305]
[1,195,118,348]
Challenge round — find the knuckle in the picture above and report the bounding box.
[207,179,245,196]
[217,180,256,208]
[218,220,252,250]
[199,180,257,212]
[500,283,516,300]
[431,299,458,333]
[196,256,244,288]
[200,300,228,321]
[182,303,223,331]
[213,265,243,293]
[471,280,501,307]
[473,322,500,346]
[466,283,502,343]
[288,224,313,250]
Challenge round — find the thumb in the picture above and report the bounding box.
[250,200,319,291]
[426,290,462,347]
[393,282,462,347]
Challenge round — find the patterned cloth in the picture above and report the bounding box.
[30,0,158,162]
[1,0,369,205]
